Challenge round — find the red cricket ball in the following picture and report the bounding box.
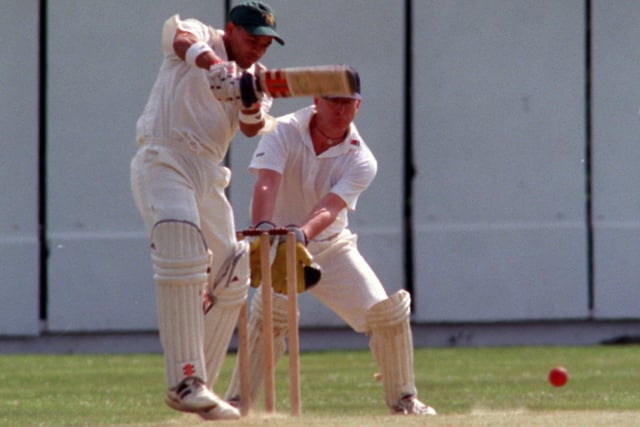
[548,366,569,387]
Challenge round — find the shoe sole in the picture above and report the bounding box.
[198,408,241,421]
[165,396,217,413]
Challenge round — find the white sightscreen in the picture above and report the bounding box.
[412,0,589,321]
[591,0,640,318]
[0,0,40,335]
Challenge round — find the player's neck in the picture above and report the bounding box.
[310,114,348,149]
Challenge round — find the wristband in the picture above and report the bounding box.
[239,109,264,125]
[185,41,213,67]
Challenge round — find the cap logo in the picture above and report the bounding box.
[263,12,275,27]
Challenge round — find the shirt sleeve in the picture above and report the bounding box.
[331,150,377,210]
[248,125,288,175]
[161,15,211,56]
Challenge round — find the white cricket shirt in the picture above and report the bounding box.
[249,105,377,241]
[136,15,265,164]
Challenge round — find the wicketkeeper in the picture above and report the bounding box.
[130,1,284,421]
[225,72,437,415]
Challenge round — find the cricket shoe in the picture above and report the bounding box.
[198,399,240,421]
[225,394,241,408]
[165,377,227,413]
[391,394,437,416]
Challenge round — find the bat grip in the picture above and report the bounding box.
[239,72,260,108]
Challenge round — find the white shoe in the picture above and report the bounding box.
[165,377,224,413]
[198,399,241,421]
[391,395,437,416]
[225,395,241,409]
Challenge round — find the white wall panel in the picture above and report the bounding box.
[30,0,635,333]
[0,1,40,335]
[228,0,406,326]
[412,0,589,321]
[46,1,225,331]
[45,0,404,331]
[591,1,640,318]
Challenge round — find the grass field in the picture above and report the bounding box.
[0,345,638,426]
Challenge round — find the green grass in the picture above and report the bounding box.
[0,346,639,426]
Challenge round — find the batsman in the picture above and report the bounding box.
[225,72,437,416]
[130,1,285,421]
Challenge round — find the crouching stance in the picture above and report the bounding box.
[225,72,436,415]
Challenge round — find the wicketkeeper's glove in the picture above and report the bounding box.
[248,223,321,294]
[269,225,321,294]
[248,221,276,288]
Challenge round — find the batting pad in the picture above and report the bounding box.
[203,241,251,388]
[225,289,290,405]
[365,290,417,408]
[151,220,211,388]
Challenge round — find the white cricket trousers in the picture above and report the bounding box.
[130,143,237,274]
[307,231,389,333]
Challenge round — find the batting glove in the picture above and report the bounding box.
[208,61,242,104]
[238,71,266,108]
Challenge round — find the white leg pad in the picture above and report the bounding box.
[151,220,210,388]
[365,290,417,408]
[203,241,250,389]
[225,289,290,405]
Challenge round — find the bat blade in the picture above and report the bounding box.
[258,65,358,98]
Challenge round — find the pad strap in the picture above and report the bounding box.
[151,220,210,286]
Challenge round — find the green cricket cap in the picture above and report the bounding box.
[229,1,284,45]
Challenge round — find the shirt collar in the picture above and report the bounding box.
[297,106,362,157]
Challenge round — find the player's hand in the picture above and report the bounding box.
[248,221,276,287]
[238,71,264,108]
[238,102,265,127]
[208,61,242,104]
[208,61,239,85]
[285,224,308,246]
[270,240,321,295]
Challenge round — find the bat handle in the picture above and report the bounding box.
[239,72,260,108]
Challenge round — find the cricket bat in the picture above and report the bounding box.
[240,65,359,107]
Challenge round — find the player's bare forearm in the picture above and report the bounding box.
[301,193,346,241]
[252,169,281,224]
[239,122,263,137]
